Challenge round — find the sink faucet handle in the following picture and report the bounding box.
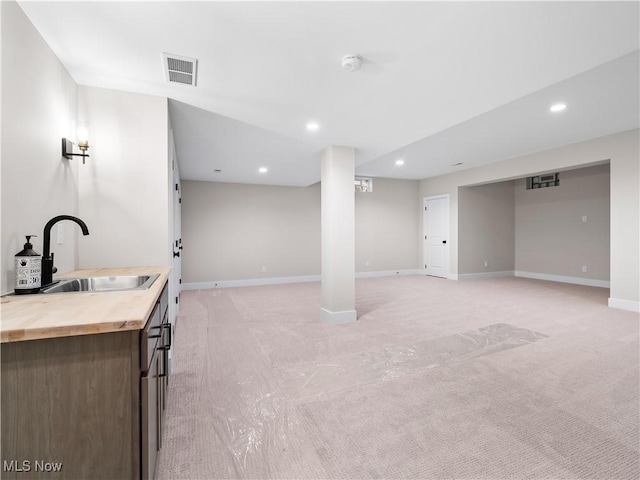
[51,252,57,274]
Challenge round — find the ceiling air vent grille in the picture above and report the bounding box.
[163,53,198,86]
[526,172,559,190]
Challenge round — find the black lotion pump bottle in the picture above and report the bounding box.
[14,235,42,294]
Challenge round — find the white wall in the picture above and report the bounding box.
[182,181,321,283]
[609,134,640,308]
[1,3,173,293]
[356,178,420,272]
[515,164,610,282]
[420,129,639,310]
[77,86,170,269]
[1,1,79,294]
[181,177,421,285]
[458,181,515,275]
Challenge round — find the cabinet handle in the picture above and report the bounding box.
[148,334,161,339]
[159,348,168,378]
[163,323,172,348]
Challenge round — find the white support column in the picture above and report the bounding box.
[321,146,357,324]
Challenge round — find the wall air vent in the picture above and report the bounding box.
[526,172,559,190]
[163,53,198,86]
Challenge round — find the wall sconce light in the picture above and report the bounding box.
[62,121,90,164]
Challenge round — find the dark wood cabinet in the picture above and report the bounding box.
[141,300,161,480]
[1,281,170,480]
[141,344,160,480]
[159,303,171,447]
[140,284,169,480]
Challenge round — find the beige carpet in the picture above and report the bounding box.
[156,276,639,479]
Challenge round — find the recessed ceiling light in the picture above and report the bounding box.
[306,122,320,131]
[258,167,268,174]
[550,103,567,113]
[395,159,405,166]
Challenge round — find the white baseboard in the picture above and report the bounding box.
[458,271,515,281]
[182,269,424,291]
[515,271,610,288]
[447,273,458,280]
[608,297,640,313]
[356,269,423,278]
[321,308,357,324]
[182,274,321,290]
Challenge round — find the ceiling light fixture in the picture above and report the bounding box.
[258,167,268,174]
[306,122,319,131]
[395,159,405,166]
[550,103,567,113]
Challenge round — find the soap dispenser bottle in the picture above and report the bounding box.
[14,235,42,294]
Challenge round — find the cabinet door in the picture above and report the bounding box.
[141,350,159,480]
[159,314,170,448]
[157,346,165,450]
[161,318,170,402]
[1,331,137,480]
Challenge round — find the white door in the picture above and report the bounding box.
[423,195,449,278]
[168,132,182,375]
[172,166,182,316]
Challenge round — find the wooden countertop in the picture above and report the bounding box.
[1,266,171,343]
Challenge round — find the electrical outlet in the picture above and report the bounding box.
[581,265,588,273]
[365,260,370,267]
[261,265,267,273]
[484,260,489,268]
[57,224,64,245]
[582,215,587,223]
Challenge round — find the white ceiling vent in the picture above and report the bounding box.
[163,53,198,86]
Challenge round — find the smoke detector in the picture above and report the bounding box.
[342,54,362,72]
